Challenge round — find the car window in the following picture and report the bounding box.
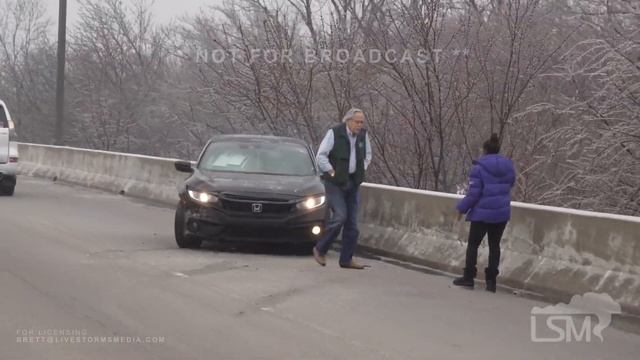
[0,105,7,128]
[199,141,316,176]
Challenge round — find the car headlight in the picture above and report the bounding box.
[187,190,219,204]
[297,195,326,210]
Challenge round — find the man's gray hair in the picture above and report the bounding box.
[342,108,364,123]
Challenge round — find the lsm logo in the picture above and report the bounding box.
[531,292,621,343]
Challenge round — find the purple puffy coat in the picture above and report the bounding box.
[456,154,516,223]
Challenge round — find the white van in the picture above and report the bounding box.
[0,100,18,195]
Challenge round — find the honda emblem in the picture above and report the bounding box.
[252,203,263,213]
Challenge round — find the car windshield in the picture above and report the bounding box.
[199,140,316,176]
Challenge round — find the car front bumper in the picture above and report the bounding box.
[0,162,17,186]
[182,199,328,243]
[0,162,17,176]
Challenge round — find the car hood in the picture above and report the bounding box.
[194,170,324,199]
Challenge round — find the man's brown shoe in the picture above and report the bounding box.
[339,260,368,269]
[313,247,326,266]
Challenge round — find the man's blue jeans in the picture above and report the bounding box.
[315,179,360,265]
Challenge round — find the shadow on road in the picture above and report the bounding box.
[199,241,315,257]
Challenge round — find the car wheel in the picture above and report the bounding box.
[0,184,14,196]
[175,201,202,249]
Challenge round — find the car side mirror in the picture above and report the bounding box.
[174,160,194,173]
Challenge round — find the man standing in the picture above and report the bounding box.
[313,108,372,269]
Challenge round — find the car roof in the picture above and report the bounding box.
[207,134,310,147]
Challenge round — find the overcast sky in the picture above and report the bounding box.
[43,0,223,27]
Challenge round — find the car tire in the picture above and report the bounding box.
[175,201,202,249]
[0,184,14,196]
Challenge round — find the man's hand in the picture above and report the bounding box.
[455,212,463,222]
[329,170,335,177]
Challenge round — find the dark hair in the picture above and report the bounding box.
[483,133,501,154]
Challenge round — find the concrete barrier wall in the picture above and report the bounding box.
[359,184,640,314]
[17,143,189,206]
[17,143,640,314]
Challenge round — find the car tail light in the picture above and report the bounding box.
[9,157,18,163]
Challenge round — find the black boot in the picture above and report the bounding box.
[485,280,496,293]
[453,267,476,289]
[485,268,499,293]
[453,276,474,288]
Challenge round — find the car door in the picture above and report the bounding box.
[0,103,10,164]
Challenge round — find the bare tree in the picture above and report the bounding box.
[532,0,640,215]
[0,0,56,143]
[67,0,170,153]
[2,0,630,215]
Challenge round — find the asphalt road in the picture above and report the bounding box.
[1,177,638,360]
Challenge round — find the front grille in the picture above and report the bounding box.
[220,197,294,214]
[226,226,292,238]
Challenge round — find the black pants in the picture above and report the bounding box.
[463,221,507,280]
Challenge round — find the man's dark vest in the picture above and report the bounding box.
[324,123,366,186]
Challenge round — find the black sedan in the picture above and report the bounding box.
[174,135,328,248]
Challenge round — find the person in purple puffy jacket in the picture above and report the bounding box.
[453,133,516,293]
